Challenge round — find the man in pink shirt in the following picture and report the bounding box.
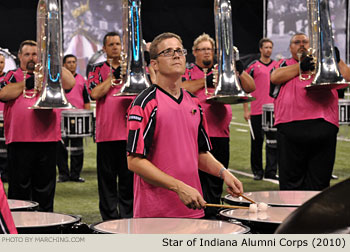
[181,33,255,219]
[57,54,91,183]
[88,32,134,220]
[0,40,75,212]
[127,32,244,218]
[243,38,278,181]
[270,33,350,190]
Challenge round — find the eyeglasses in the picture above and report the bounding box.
[291,40,309,45]
[157,48,187,57]
[195,48,214,52]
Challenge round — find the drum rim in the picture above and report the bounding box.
[61,110,93,115]
[8,199,39,210]
[90,217,250,234]
[223,190,320,207]
[12,211,81,229]
[219,207,297,225]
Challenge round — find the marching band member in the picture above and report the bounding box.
[243,38,278,181]
[57,54,91,183]
[0,54,8,182]
[88,32,134,220]
[181,33,254,219]
[270,33,350,190]
[127,32,243,218]
[0,40,75,212]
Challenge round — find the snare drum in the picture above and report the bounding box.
[262,103,276,132]
[338,99,350,125]
[220,207,297,234]
[8,199,39,211]
[91,218,250,234]
[12,211,81,234]
[61,109,93,138]
[223,191,320,207]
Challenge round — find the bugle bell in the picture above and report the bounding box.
[207,0,254,104]
[304,0,349,91]
[114,0,150,96]
[30,0,73,109]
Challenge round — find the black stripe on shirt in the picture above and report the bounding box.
[197,105,211,152]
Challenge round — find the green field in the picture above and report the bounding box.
[3,104,350,225]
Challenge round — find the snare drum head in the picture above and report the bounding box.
[91,218,249,234]
[220,207,297,225]
[262,103,274,111]
[61,109,93,116]
[224,191,320,207]
[12,212,80,228]
[8,199,39,211]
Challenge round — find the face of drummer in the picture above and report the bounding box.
[151,37,186,77]
[64,56,77,75]
[103,35,121,60]
[289,34,309,61]
[193,40,214,68]
[18,45,38,73]
[0,55,4,75]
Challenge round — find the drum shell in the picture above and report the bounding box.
[90,218,250,234]
[262,103,276,132]
[61,109,93,138]
[338,99,350,125]
[12,212,84,234]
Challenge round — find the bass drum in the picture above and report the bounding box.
[91,218,250,234]
[86,49,106,78]
[0,48,18,73]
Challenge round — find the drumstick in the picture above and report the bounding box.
[239,193,257,204]
[205,203,249,210]
[247,119,255,140]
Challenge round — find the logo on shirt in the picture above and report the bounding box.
[129,114,143,122]
[191,109,197,115]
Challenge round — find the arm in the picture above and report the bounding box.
[0,80,25,101]
[127,155,206,209]
[240,71,255,93]
[198,151,243,196]
[243,102,250,121]
[270,63,299,85]
[61,67,75,90]
[338,59,350,82]
[181,79,205,93]
[90,76,113,100]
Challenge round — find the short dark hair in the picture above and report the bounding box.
[103,32,121,46]
[149,32,183,59]
[259,38,273,48]
[18,40,37,54]
[63,54,77,64]
[290,32,307,45]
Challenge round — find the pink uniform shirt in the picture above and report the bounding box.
[245,60,275,115]
[183,64,232,137]
[127,85,211,218]
[65,73,87,109]
[2,68,61,144]
[88,62,135,142]
[273,58,338,127]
